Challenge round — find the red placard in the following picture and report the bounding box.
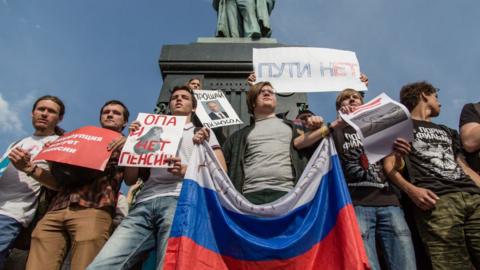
[34,126,122,171]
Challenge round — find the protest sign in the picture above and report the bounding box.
[193,90,243,128]
[34,126,122,171]
[339,93,413,164]
[253,47,367,93]
[119,113,186,168]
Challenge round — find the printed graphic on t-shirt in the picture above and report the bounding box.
[340,130,386,186]
[412,126,464,179]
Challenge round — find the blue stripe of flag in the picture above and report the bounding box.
[169,155,351,261]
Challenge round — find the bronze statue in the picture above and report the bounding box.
[213,0,275,38]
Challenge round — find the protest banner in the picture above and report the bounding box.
[119,113,186,168]
[253,47,367,93]
[339,93,413,164]
[34,126,122,171]
[193,90,243,128]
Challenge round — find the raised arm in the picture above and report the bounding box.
[293,116,327,150]
[193,127,227,172]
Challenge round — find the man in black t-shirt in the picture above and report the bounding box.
[332,88,416,270]
[385,82,480,270]
[459,102,480,174]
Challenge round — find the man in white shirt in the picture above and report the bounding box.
[88,86,227,270]
[0,95,64,268]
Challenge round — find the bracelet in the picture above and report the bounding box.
[26,165,37,177]
[319,125,330,138]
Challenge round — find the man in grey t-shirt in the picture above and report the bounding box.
[224,81,328,204]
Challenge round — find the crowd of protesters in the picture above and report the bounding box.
[0,74,479,270]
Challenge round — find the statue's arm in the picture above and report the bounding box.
[267,0,275,13]
[213,0,220,11]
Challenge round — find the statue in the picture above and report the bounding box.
[213,0,275,39]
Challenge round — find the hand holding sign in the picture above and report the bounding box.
[107,136,127,152]
[192,127,211,144]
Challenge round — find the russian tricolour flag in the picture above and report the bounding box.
[164,138,369,270]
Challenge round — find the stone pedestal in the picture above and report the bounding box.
[155,38,308,137]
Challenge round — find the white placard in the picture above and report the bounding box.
[253,47,367,93]
[339,93,413,164]
[119,113,186,168]
[194,90,243,128]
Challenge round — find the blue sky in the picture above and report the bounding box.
[1,0,479,151]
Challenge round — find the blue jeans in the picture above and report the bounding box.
[0,214,22,268]
[86,196,178,270]
[355,206,416,270]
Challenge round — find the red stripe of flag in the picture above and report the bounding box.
[164,205,370,270]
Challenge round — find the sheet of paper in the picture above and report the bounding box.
[119,113,186,168]
[34,126,122,171]
[339,93,413,164]
[253,47,367,93]
[194,90,243,128]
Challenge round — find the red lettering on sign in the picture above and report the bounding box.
[166,117,176,126]
[143,115,168,126]
[120,151,172,166]
[130,126,144,137]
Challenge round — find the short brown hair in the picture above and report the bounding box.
[170,85,197,109]
[100,100,130,123]
[335,88,364,110]
[246,81,273,114]
[400,81,437,112]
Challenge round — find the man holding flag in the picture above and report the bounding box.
[162,110,370,269]
[223,81,328,204]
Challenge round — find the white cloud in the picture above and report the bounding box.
[15,91,37,110]
[0,94,25,134]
